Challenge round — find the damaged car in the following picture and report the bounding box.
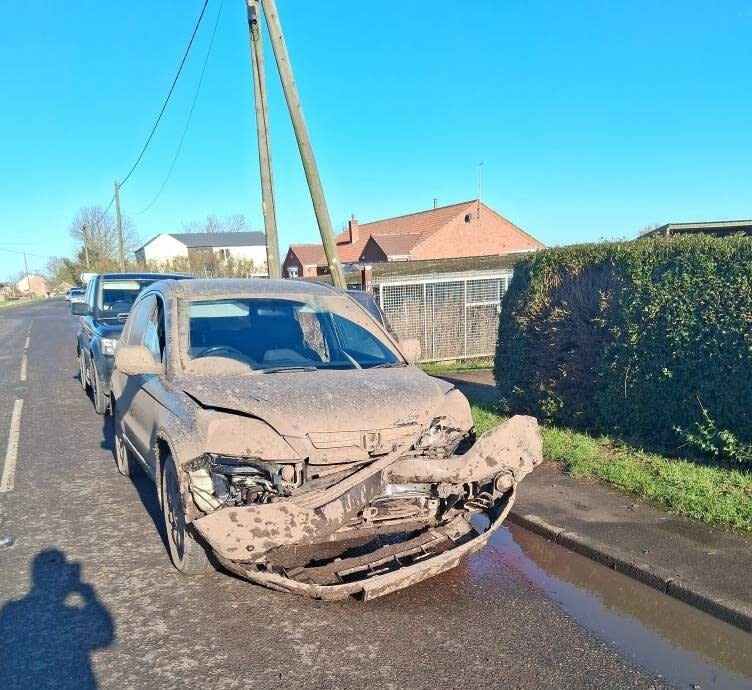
[110,279,541,600]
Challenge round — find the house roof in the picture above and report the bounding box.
[644,220,752,238]
[288,244,328,266]
[286,199,543,267]
[138,231,266,252]
[369,233,422,258]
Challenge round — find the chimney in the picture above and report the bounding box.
[348,215,359,244]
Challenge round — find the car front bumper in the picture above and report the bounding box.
[193,415,542,600]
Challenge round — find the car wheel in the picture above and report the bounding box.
[114,413,135,477]
[79,351,89,392]
[89,360,108,415]
[161,453,212,575]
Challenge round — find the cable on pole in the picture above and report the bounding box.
[134,0,224,216]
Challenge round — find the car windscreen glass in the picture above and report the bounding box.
[70,289,84,296]
[186,297,401,371]
[97,280,156,320]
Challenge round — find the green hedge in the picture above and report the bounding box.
[494,235,752,461]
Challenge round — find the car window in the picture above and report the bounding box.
[124,294,157,346]
[96,279,158,321]
[186,298,399,371]
[142,298,166,363]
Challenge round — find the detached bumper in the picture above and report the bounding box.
[193,415,542,599]
[215,490,517,601]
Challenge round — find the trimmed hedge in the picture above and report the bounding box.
[494,235,752,459]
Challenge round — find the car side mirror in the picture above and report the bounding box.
[114,345,163,376]
[399,337,422,364]
[71,302,90,316]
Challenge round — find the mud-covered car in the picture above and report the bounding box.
[110,279,541,600]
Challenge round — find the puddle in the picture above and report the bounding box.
[471,524,752,690]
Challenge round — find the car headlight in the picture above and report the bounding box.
[101,337,119,356]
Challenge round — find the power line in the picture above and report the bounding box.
[134,0,224,216]
[97,0,210,217]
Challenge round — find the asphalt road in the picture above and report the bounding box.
[0,300,749,690]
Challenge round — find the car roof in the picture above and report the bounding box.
[98,272,192,280]
[155,278,340,300]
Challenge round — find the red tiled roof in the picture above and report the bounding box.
[287,200,543,267]
[289,244,327,266]
[369,233,421,258]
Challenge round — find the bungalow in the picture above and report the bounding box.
[283,200,544,278]
[643,220,752,238]
[135,231,267,270]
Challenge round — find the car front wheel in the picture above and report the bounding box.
[89,360,108,415]
[79,351,88,392]
[161,453,212,575]
[114,412,136,477]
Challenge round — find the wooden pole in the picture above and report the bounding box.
[114,181,125,271]
[259,0,346,288]
[246,0,280,279]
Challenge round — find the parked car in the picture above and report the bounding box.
[72,272,191,414]
[68,287,85,305]
[110,278,541,599]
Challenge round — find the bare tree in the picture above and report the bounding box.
[182,213,251,233]
[638,223,661,237]
[68,206,139,266]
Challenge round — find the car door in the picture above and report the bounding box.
[116,294,158,470]
[127,295,168,475]
[78,278,97,366]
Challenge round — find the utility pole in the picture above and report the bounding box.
[82,225,90,269]
[477,162,483,220]
[246,0,280,279]
[22,251,30,299]
[114,181,125,272]
[260,0,346,288]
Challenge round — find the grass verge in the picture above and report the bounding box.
[420,359,493,375]
[470,402,752,532]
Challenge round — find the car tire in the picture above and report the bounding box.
[161,453,213,575]
[89,360,108,415]
[79,351,89,392]
[114,413,136,478]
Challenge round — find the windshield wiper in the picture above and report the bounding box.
[260,365,318,374]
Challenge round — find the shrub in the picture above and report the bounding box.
[494,234,752,462]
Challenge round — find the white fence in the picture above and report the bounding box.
[372,269,513,362]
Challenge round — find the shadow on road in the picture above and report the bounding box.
[0,549,114,690]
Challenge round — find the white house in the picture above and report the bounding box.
[135,232,267,269]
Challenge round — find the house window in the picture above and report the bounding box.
[219,248,232,261]
[287,266,299,278]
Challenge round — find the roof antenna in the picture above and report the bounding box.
[477,161,483,220]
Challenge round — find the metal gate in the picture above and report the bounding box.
[372,269,513,362]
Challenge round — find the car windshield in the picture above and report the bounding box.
[97,279,158,320]
[186,297,401,371]
[70,289,84,296]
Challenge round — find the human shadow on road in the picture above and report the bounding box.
[0,548,115,690]
[101,415,169,551]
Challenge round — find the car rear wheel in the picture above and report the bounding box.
[89,360,108,415]
[114,412,135,477]
[161,453,212,575]
[78,351,89,392]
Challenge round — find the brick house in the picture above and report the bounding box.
[283,200,544,278]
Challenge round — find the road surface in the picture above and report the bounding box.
[1,300,750,690]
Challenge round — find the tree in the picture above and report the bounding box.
[638,223,661,237]
[181,213,251,233]
[44,257,77,288]
[68,206,139,269]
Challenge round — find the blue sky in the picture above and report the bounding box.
[1,0,750,278]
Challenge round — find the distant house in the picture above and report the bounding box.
[283,200,544,278]
[16,274,49,297]
[135,232,267,270]
[0,282,14,301]
[643,220,752,239]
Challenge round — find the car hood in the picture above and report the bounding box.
[178,367,453,436]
